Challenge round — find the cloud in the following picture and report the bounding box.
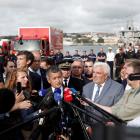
[0,0,140,35]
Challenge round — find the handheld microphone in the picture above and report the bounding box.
[64,88,73,102]
[70,88,79,95]
[54,88,62,105]
[39,89,47,97]
[54,88,63,112]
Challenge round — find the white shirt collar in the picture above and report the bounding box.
[52,86,63,93]
[28,67,41,75]
[92,82,105,101]
[95,82,105,88]
[63,77,70,83]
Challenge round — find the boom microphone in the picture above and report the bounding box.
[128,73,140,81]
[64,87,126,126]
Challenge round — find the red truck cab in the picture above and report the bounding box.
[14,27,63,55]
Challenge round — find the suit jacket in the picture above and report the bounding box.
[82,78,124,125]
[39,87,85,140]
[38,87,61,139]
[82,78,124,106]
[28,68,51,91]
[66,76,85,94]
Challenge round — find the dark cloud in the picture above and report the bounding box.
[0,0,140,35]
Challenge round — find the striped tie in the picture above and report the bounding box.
[94,85,101,101]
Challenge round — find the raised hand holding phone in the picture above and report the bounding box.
[16,82,22,94]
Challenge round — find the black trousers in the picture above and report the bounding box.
[107,61,114,79]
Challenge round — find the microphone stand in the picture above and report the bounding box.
[64,101,106,125]
[71,107,91,140]
[0,107,59,136]
[76,94,126,126]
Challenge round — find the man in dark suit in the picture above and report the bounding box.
[39,65,85,140]
[82,62,124,133]
[59,60,85,94]
[38,66,63,139]
[28,51,50,92]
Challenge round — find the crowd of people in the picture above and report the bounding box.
[0,45,139,140]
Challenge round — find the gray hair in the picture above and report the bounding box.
[93,62,110,77]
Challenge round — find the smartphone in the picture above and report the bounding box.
[16,82,22,93]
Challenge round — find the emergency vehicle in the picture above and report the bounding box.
[14,27,63,55]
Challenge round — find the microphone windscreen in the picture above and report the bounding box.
[70,88,77,95]
[54,92,61,103]
[64,87,71,93]
[64,89,73,102]
[54,88,61,103]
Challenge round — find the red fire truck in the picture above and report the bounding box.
[14,27,63,55]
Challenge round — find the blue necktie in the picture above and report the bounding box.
[94,85,101,101]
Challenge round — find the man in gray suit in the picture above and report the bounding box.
[83,62,124,106]
[82,62,124,128]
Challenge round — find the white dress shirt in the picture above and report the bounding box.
[106,51,115,61]
[28,67,41,76]
[63,77,70,86]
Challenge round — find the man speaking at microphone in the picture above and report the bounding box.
[38,66,84,140]
[38,66,63,139]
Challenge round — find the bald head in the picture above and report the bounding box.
[71,60,84,79]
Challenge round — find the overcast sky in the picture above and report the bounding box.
[1,0,140,35]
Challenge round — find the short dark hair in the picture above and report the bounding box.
[17,51,34,67]
[4,60,15,67]
[41,58,55,66]
[84,59,94,64]
[127,60,140,73]
[46,65,62,78]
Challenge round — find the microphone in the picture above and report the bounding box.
[63,87,73,102]
[38,89,47,97]
[64,87,80,103]
[128,73,140,81]
[70,88,78,95]
[54,88,63,112]
[64,87,126,126]
[54,88,62,105]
